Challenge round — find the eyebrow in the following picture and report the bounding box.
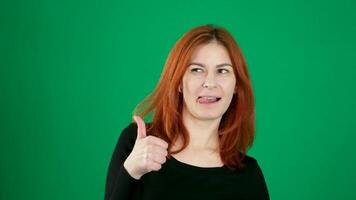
[189,62,233,68]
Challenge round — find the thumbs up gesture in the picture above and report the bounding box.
[123,115,169,180]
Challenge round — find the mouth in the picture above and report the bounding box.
[197,96,222,104]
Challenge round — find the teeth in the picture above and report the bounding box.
[205,97,217,100]
[199,96,219,100]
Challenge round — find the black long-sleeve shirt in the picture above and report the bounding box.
[104,122,270,200]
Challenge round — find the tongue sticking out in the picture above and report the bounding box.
[198,97,220,104]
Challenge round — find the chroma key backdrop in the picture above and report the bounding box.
[1,0,355,200]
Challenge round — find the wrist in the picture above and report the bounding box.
[124,160,141,180]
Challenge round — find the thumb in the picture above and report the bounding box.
[133,115,146,140]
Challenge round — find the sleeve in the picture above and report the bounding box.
[250,161,270,200]
[104,122,140,200]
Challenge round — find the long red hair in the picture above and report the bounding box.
[133,24,255,170]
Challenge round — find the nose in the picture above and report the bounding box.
[202,72,217,89]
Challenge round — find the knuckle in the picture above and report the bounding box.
[148,144,154,151]
[164,142,169,148]
[144,138,150,145]
[151,164,160,171]
[146,136,154,142]
[160,156,166,163]
[147,160,155,170]
[157,164,162,170]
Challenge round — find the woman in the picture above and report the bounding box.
[104,24,270,200]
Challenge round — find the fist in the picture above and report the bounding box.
[123,115,169,180]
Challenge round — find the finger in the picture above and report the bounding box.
[146,136,169,149]
[149,153,167,165]
[151,144,168,157]
[133,115,146,140]
[154,154,167,164]
[147,159,163,172]
[145,144,168,157]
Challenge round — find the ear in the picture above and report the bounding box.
[178,84,183,93]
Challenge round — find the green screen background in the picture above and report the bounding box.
[1,0,355,199]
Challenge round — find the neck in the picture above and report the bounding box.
[181,108,222,152]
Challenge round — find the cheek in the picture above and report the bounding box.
[183,76,203,94]
[219,79,236,95]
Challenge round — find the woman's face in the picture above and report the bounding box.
[180,42,236,121]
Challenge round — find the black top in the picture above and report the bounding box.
[104,122,270,200]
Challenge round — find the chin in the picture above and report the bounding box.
[194,112,223,121]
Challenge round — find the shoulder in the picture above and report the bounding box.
[240,154,270,198]
[119,122,137,141]
[240,154,267,183]
[241,154,257,165]
[117,122,153,147]
[240,154,261,172]
[113,122,137,155]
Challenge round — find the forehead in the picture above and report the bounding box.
[189,42,232,64]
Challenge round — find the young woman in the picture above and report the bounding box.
[105,24,270,200]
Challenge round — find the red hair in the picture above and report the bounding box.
[133,24,255,170]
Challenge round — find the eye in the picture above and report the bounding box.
[191,68,204,73]
[218,68,230,74]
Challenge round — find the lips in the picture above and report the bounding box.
[197,96,222,104]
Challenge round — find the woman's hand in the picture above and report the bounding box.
[123,115,169,180]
